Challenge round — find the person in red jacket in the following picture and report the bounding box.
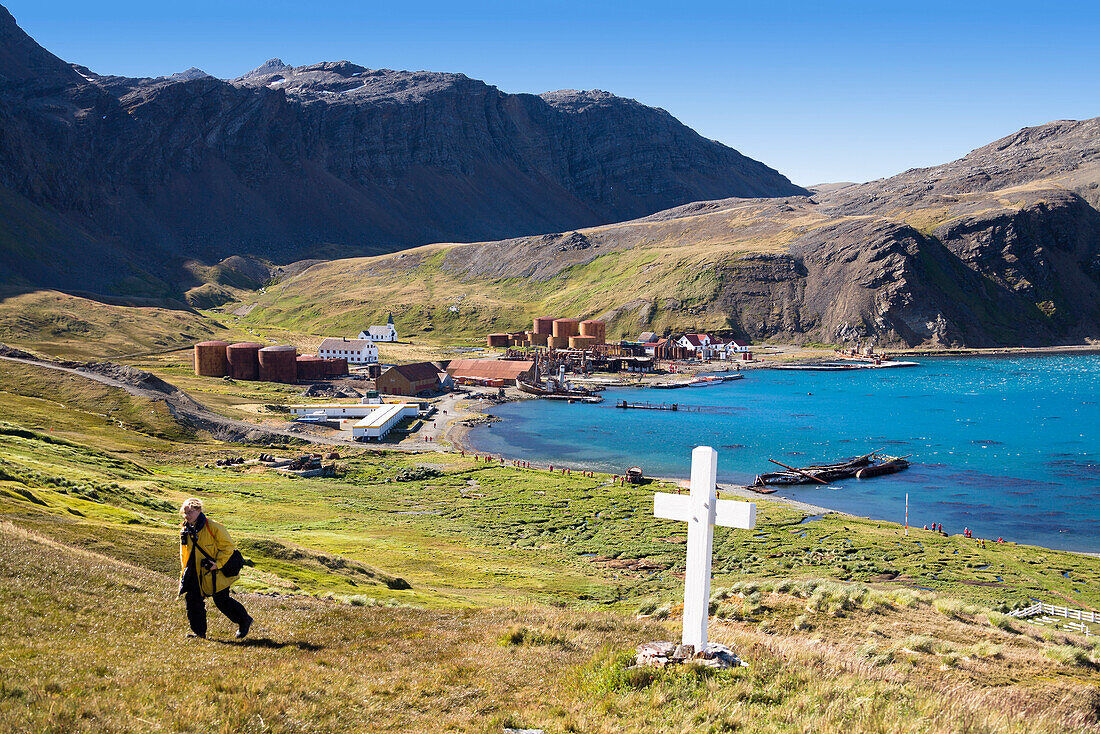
[179,498,252,639]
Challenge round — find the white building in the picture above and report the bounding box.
[287,402,418,440]
[359,314,397,342]
[351,403,419,441]
[319,337,378,364]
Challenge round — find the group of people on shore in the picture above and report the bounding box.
[922,522,1006,544]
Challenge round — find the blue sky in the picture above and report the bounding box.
[7,0,1100,185]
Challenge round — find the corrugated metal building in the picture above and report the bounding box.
[445,359,536,385]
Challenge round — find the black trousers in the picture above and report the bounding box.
[184,584,249,637]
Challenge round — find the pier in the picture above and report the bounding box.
[616,400,679,411]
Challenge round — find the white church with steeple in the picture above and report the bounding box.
[359,314,397,342]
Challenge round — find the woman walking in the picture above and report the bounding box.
[178,498,252,639]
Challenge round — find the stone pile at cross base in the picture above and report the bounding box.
[634,641,745,669]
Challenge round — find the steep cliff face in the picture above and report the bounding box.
[0,7,805,295]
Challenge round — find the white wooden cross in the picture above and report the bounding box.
[654,446,756,649]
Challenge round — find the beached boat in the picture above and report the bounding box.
[751,451,908,486]
[855,457,909,478]
[517,375,602,401]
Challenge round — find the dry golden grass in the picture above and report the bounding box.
[2,521,1098,733]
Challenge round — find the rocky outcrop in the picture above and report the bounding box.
[0,5,805,296]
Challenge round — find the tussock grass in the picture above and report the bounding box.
[933,597,979,619]
[1045,645,1096,668]
[985,610,1020,632]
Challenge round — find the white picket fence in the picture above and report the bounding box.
[1010,602,1097,624]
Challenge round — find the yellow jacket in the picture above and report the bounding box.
[180,516,240,596]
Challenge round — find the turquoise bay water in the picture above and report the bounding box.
[467,355,1100,553]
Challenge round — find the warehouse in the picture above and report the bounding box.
[446,358,535,385]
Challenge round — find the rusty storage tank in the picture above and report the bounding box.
[532,317,555,335]
[259,345,298,383]
[322,357,348,377]
[527,331,550,346]
[296,355,325,381]
[580,320,606,344]
[548,335,571,349]
[570,335,597,349]
[194,341,229,377]
[226,342,262,380]
[487,333,510,347]
[552,318,580,338]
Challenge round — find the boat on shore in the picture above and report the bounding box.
[752,451,910,486]
[855,457,910,478]
[517,375,603,402]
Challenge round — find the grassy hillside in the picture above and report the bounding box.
[224,189,1053,346]
[0,289,231,360]
[1,366,1099,731]
[233,203,810,342]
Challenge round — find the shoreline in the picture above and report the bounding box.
[439,364,1100,558]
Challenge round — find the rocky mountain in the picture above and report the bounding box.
[0,5,805,298]
[246,118,1100,348]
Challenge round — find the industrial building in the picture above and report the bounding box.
[319,337,378,364]
[376,362,441,396]
[288,402,418,441]
[350,403,419,440]
[446,359,536,385]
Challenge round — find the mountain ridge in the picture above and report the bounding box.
[0,4,805,297]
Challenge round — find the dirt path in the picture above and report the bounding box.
[0,354,354,446]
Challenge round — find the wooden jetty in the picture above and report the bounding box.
[616,400,679,411]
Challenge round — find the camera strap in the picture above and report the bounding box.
[186,528,218,599]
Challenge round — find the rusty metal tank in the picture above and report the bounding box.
[527,331,550,346]
[580,319,606,344]
[532,317,555,335]
[226,342,262,380]
[296,355,325,381]
[321,358,348,377]
[193,341,229,377]
[569,335,597,349]
[548,335,571,349]
[487,333,510,347]
[259,345,298,383]
[552,318,580,338]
